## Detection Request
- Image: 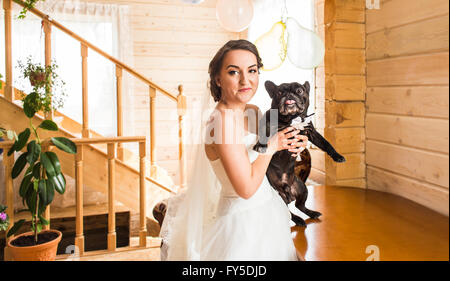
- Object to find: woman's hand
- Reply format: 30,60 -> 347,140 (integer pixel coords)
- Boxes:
288,133 -> 309,157
266,127 -> 308,156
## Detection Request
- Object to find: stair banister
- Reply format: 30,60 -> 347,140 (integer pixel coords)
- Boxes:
177,85 -> 187,190
75,144 -> 84,256
6,0 -> 188,191
116,66 -> 124,161
139,141 -> 147,247
43,19 -> 52,229
107,143 -> 117,251
81,44 -> 90,138
149,86 -> 156,178
3,0 -> 12,101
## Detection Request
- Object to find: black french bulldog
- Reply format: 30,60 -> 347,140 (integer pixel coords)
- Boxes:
253,80 -> 346,227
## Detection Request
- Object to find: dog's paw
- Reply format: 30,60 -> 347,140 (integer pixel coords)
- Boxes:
333,154 -> 346,163
292,216 -> 307,227
308,211 -> 322,219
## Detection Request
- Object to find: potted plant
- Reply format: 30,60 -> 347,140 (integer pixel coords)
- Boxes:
5,58 -> 75,261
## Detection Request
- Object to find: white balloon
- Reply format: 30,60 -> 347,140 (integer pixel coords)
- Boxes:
181,0 -> 204,4
216,0 -> 254,32
286,17 -> 325,69
254,21 -> 287,71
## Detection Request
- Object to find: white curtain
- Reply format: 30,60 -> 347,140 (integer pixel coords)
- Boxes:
0,0 -> 134,137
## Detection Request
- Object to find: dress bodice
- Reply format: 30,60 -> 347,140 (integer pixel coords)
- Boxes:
208,133 -> 259,197
208,133 -> 275,216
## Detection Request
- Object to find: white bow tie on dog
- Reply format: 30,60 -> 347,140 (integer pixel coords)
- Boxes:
290,114 -> 314,161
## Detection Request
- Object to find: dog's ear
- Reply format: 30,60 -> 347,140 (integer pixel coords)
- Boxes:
303,81 -> 310,94
265,80 -> 278,99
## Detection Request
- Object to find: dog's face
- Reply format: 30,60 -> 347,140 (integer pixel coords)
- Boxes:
265,80 -> 310,117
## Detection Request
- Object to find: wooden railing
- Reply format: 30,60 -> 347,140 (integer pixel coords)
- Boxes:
3,0 -> 187,189
0,136 -> 150,257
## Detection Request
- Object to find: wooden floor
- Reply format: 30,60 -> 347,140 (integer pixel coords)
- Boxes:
291,185 -> 449,261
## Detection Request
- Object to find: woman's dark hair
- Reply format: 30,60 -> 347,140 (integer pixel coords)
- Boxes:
208,39 -> 263,102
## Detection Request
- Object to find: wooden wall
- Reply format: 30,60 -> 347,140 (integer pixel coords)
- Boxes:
77,0 -> 242,185
365,0 -> 449,215
309,0 -> 326,184
310,0 -> 367,187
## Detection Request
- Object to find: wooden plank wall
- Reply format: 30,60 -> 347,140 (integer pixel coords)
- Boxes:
78,0 -> 242,185
366,0 -> 449,215
309,0 -> 326,184
318,0 -> 367,188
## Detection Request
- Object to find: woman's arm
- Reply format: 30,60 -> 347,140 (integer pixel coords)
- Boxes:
214,109 -> 303,199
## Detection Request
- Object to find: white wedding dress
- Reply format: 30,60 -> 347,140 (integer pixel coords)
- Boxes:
199,132 -> 299,261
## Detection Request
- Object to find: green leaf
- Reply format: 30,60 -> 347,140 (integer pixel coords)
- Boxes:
23,101 -> 36,119
19,173 -> 33,198
17,128 -> 31,151
32,162 -> 41,178
7,145 -> 15,156
45,151 -> 61,174
40,151 -> 56,177
51,137 -> 77,154
38,192 -> 47,217
36,223 -> 42,234
26,187 -> 37,216
7,219 -> 26,238
25,162 -> 34,176
38,179 -> 54,206
23,92 -> 38,118
7,128 -> 30,156
38,120 -> 58,131
48,173 -> 66,194
33,179 -> 39,192
12,152 -> 28,179
26,140 -> 41,164
39,214 -> 50,226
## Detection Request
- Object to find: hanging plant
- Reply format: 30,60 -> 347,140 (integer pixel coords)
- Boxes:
16,0 -> 47,19
17,57 -> 67,113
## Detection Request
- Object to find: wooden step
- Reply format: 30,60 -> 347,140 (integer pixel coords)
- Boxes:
56,237 -> 162,261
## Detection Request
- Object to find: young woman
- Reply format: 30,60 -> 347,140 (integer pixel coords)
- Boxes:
160,39 -> 307,261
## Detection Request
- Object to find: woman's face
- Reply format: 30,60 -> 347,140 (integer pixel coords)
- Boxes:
216,49 -> 259,105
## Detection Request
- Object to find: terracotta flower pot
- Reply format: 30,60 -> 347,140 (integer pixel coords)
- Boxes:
7,230 -> 62,261
29,72 -> 46,87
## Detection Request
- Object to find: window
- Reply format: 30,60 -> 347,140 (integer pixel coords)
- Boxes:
0,0 -> 132,137
248,0 -> 316,116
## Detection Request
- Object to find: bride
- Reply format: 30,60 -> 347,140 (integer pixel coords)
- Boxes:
160,39 -> 308,261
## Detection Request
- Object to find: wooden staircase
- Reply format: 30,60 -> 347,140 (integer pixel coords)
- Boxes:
1,0 -> 187,261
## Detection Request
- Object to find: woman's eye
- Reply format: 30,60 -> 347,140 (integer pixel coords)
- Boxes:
228,70 -> 239,75
249,69 -> 258,74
